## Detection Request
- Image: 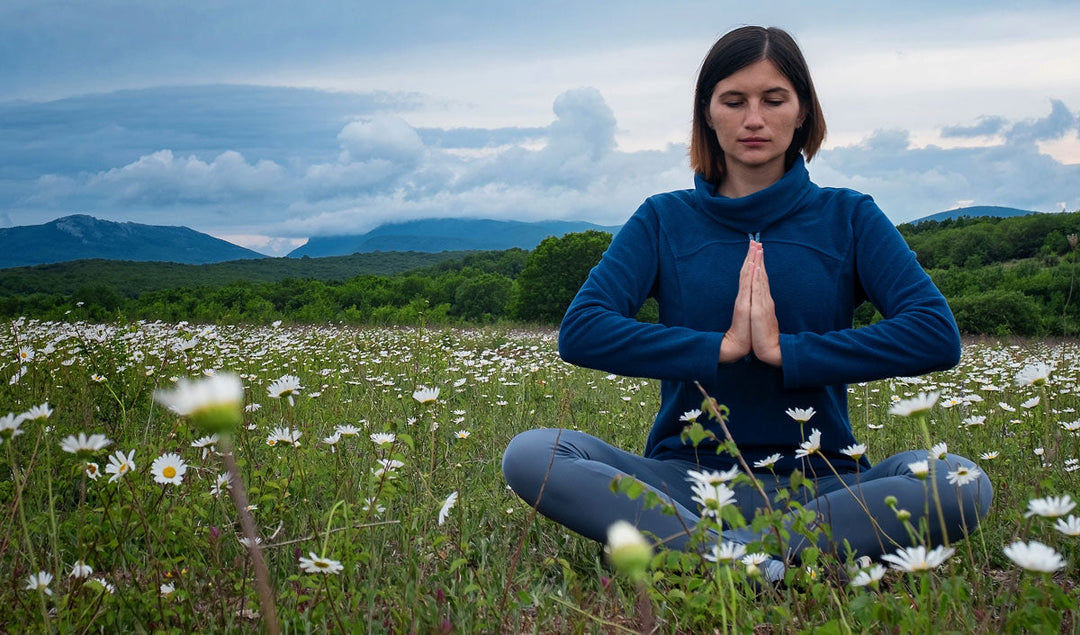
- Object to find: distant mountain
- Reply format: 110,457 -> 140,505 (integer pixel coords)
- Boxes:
0,215 -> 265,269
289,218 -> 622,258
910,205 -> 1041,224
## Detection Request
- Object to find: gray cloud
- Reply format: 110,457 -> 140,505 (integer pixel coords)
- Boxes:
1005,99 -> 1077,144
941,116 -> 1009,138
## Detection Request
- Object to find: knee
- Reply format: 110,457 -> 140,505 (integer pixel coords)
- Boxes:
502,428 -> 559,500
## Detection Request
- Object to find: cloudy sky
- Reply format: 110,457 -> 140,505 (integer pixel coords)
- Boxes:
3,1 -> 1079,256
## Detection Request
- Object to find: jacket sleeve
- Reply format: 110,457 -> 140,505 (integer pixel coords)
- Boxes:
779,199 -> 961,389
558,202 -> 726,382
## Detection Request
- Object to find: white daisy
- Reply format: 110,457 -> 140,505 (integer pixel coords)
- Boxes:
0,412 -> 25,442
1024,495 -> 1077,519
438,490 -> 458,525
413,386 -> 440,404
753,453 -> 783,469
888,392 -> 939,417
370,432 -> 396,445
841,443 -> 867,460
21,403 -> 53,421
60,432 -> 112,456
105,449 -> 136,483
1015,362 -> 1052,387
151,453 -> 188,486
794,428 -> 822,458
70,560 -> 93,579
299,552 -> 344,575
266,374 -> 303,405
25,571 -> 53,595
946,465 -> 982,487
785,407 -> 816,423
881,545 -> 954,572
704,541 -> 747,564
849,564 -> 887,587
1053,515 -> 1080,536
1003,540 -> 1066,573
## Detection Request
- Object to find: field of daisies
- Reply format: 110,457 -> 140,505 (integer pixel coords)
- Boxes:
3,317 -> 1080,633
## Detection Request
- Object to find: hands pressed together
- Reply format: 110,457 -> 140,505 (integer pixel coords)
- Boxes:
719,241 -> 782,367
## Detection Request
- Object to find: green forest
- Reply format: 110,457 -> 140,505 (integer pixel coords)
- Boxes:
4,212 -> 1080,336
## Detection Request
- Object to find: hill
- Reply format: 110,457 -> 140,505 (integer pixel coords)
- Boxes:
911,205 -> 1040,224
289,218 -> 622,257
0,215 -> 265,268
0,250 -> 479,298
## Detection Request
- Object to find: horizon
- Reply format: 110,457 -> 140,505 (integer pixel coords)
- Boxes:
2,1 -> 1079,256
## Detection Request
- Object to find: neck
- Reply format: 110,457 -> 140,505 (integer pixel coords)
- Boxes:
717,163 -> 785,198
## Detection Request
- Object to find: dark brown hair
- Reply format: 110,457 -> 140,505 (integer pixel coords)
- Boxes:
689,26 -> 826,184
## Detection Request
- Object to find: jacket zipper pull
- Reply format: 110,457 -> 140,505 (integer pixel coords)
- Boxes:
748,232 -> 760,242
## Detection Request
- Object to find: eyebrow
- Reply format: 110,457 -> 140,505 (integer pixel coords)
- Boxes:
716,87 -> 792,98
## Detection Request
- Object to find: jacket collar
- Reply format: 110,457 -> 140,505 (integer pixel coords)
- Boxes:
692,155 -> 813,235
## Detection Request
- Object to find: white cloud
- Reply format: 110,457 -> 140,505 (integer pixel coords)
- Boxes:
86,150 -> 286,204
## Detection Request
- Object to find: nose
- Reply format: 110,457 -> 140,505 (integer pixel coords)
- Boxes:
745,102 -> 765,129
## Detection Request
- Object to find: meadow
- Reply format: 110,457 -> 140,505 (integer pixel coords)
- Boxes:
2,317 -> 1079,633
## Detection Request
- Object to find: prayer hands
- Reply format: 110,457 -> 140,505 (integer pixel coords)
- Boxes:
719,241 -> 782,366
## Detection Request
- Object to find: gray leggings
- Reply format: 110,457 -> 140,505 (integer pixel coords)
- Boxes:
502,428 -> 993,560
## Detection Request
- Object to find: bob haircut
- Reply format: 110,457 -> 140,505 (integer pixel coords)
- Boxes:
689,26 -> 826,184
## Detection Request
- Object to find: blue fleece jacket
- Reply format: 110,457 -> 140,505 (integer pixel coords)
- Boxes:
558,156 -> 961,475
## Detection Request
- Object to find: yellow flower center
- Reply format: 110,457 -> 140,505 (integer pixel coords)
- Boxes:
315,561 -> 329,568
163,466 -> 176,478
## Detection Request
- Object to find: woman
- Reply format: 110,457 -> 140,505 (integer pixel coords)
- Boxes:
502,26 -> 991,582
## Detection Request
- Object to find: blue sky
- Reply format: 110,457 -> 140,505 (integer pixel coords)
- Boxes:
3,1 -> 1079,256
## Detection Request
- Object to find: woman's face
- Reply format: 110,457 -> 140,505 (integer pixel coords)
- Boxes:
707,59 -> 804,185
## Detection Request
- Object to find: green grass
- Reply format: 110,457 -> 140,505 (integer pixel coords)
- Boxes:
1,319 -> 1079,633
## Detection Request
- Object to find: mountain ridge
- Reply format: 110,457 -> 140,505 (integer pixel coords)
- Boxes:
0,214 -> 264,269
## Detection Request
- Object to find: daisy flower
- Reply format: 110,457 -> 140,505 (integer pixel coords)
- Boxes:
372,458 -> 404,479
0,412 -> 25,442
1003,540 -> 1066,573
21,403 -> 53,421
881,544 -> 955,572
1053,515 -> 1080,536
849,564 -> 887,587
929,442 -> 948,460
151,453 -> 187,486
690,481 -> 737,517
413,386 -> 440,404
841,443 -> 867,460
210,472 -> 231,497
85,462 -> 101,480
438,490 -> 459,525
155,373 -> 244,433
679,409 -> 702,422
785,407 -> 816,423
267,374 -> 303,406
906,460 -> 930,479
1024,495 -> 1076,519
605,520 -> 652,575
299,552 -> 344,575
1021,396 -> 1040,409
17,345 -> 34,363
979,451 -> 999,460
946,465 -> 982,487
794,428 -> 822,458
70,561 -> 93,579
161,582 -> 176,597
266,426 -> 301,447
335,424 -> 361,436
961,415 -> 986,428
686,466 -> 740,485
370,432 -> 396,446
455,430 -> 471,439
105,449 -> 136,483
704,541 -> 747,564
25,571 -> 53,595
1015,362 -> 1052,387
888,392 -> 939,417
191,434 -> 220,459
60,432 -> 112,456
753,453 -> 783,469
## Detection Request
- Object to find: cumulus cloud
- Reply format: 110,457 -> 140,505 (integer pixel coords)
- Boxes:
85,150 -> 286,205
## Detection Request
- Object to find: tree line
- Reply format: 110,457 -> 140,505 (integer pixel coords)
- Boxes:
3,213 -> 1080,336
